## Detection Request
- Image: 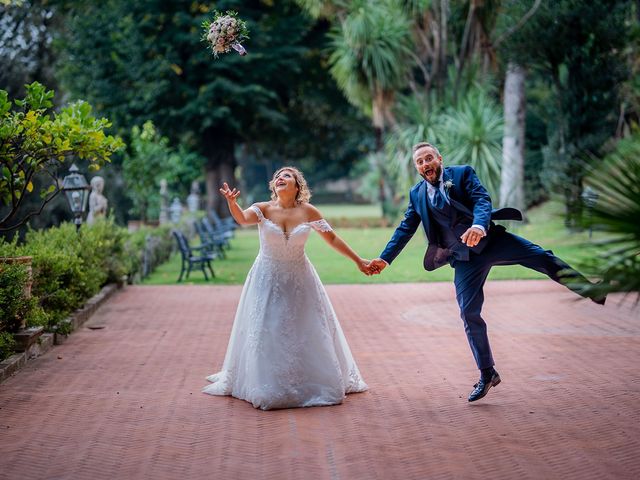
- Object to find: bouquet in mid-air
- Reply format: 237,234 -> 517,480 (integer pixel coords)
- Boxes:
202,10 -> 249,58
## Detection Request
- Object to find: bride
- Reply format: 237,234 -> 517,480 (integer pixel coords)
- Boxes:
202,167 -> 369,410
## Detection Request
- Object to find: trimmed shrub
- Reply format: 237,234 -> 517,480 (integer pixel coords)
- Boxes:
0,218 -> 172,334
0,263 -> 29,333
21,223 -> 93,327
0,331 -> 17,361
125,225 -> 174,282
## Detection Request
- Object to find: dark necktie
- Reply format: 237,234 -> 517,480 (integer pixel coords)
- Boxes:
431,181 -> 445,210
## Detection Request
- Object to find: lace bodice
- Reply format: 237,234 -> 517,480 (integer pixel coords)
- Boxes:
250,204 -> 332,261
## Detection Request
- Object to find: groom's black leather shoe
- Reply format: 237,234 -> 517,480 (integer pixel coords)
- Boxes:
468,371 -> 501,402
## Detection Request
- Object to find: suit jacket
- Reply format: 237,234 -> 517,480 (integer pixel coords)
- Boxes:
380,165 -> 522,271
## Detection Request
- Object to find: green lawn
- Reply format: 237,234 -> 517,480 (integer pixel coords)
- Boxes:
313,203 -> 382,219
143,201 -> 600,285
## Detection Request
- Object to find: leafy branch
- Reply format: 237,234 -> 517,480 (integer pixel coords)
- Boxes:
0,82 -> 125,232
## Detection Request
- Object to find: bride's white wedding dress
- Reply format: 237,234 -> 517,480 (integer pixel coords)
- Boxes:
202,205 -> 368,410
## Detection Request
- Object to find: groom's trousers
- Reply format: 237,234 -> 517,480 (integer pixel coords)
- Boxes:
452,229 -> 591,370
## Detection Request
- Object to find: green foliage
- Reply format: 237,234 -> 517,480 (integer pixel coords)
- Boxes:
0,331 -> 17,361
122,121 -> 203,221
0,82 -> 125,232
327,0 -> 413,117
23,297 -> 47,329
388,94 -> 441,176
76,218 -> 131,284
58,0 -> 322,156
619,15 -> 640,131
498,0 -> 632,227
350,151 -> 395,220
57,0 -> 360,219
2,217 -> 132,330
0,214 -> 171,337
382,86 -> 503,209
124,224 -> 174,283
579,131 -> 640,300
0,262 -> 29,333
294,0 -> 342,19
0,259 -> 46,350
20,223 -> 98,327
439,88 -> 503,198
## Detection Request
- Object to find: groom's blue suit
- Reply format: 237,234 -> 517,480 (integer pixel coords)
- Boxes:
380,165 -> 590,370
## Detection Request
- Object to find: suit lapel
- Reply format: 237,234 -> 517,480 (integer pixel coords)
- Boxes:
416,180 -> 433,240
442,168 -> 452,196
443,168 -> 473,217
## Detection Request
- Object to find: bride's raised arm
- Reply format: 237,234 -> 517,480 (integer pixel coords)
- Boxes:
302,203 -> 372,276
218,182 -> 261,225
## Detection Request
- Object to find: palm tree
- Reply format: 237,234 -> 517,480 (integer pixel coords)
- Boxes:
385,92 -> 445,198
328,0 -> 413,140
440,88 -> 503,198
327,0 -> 414,218
579,132 -> 640,302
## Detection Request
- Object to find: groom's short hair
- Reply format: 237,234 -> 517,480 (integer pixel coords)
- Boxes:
412,142 -> 441,157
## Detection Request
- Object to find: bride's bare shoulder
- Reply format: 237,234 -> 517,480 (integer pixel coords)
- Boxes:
301,202 -> 323,221
251,201 -> 271,212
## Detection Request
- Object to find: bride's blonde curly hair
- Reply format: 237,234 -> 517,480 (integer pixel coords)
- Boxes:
269,166 -> 311,204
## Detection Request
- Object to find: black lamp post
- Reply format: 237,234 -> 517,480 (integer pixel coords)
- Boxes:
582,186 -> 599,239
61,164 -> 90,231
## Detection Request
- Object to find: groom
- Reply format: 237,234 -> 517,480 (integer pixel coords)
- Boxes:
367,142 -> 605,402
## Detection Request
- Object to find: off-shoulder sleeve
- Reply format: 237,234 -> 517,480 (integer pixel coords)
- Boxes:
250,204 -> 264,222
309,219 -> 333,232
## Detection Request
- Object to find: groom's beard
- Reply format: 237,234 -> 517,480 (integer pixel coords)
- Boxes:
420,164 -> 442,186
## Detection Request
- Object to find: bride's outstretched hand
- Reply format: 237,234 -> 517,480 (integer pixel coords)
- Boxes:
357,258 -> 373,276
219,182 -> 240,203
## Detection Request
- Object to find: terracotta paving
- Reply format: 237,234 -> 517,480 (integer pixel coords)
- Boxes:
0,281 -> 639,480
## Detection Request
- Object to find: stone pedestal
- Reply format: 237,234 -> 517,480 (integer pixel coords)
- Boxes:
13,326 -> 44,358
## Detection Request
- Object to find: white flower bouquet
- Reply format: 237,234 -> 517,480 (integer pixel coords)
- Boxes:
202,10 -> 249,58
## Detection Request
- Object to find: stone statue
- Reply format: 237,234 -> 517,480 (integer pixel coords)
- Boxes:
87,176 -> 108,225
187,180 -> 200,213
159,179 -> 169,225
170,197 -> 183,223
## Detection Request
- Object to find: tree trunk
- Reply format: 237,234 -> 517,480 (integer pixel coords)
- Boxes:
500,62 -> 527,219
439,0 -> 448,93
203,129 -> 236,218
373,95 -> 392,220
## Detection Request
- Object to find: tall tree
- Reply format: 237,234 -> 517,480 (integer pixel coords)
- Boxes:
297,0 -> 414,217
499,62 -> 526,214
57,0 -> 322,215
453,0 -> 501,96
498,0 -> 631,228
494,0 -> 541,217
0,0 -> 59,99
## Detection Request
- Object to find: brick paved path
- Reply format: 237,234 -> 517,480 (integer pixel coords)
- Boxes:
1,281 -> 639,479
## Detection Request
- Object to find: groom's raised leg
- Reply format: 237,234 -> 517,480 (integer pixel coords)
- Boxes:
489,232 -> 605,304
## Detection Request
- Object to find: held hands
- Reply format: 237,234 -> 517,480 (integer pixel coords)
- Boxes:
460,226 -> 485,247
219,182 -> 240,203
356,259 -> 373,276
365,258 -> 387,275
356,258 -> 385,276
